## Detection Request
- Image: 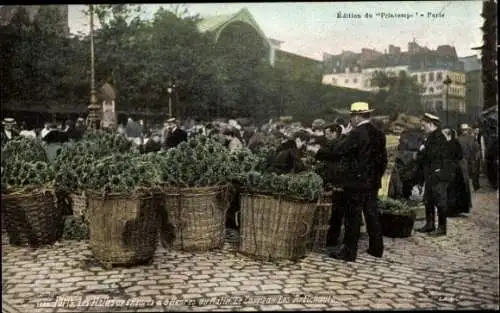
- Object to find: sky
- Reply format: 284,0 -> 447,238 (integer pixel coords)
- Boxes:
68,1 -> 484,61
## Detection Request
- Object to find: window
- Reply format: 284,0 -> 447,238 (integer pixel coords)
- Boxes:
412,75 -> 418,81
353,78 -> 358,83
420,74 -> 426,83
333,68 -> 337,73
459,102 -> 466,113
331,78 -> 337,84
429,87 -> 434,93
345,79 -> 349,84
429,72 -> 434,81
437,72 -> 443,81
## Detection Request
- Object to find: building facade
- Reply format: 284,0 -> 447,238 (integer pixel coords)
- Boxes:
322,40 -> 467,115
459,55 -> 483,120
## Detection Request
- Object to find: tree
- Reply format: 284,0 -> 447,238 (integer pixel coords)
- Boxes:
480,0 -> 498,110
370,71 -> 423,115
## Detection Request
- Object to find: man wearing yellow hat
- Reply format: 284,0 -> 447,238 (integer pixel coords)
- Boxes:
415,113 -> 456,236
313,101 -> 387,262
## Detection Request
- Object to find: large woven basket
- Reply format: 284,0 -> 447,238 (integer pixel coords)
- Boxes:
1,189 -> 62,247
161,184 -> 230,252
307,191 -> 332,252
86,189 -> 162,266
70,191 -> 88,218
239,194 -> 316,261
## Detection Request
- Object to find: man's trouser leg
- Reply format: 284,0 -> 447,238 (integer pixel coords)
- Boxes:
362,190 -> 383,257
342,189 -> 363,260
434,182 -> 449,233
327,190 -> 345,246
418,183 -> 436,232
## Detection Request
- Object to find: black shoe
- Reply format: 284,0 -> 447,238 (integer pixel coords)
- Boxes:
429,227 -> 446,237
416,224 -> 436,233
328,245 -> 356,262
366,248 -> 383,258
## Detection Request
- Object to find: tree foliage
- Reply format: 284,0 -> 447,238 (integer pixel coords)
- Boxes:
1,4 -> 386,124
480,0 -> 498,110
370,71 -> 423,115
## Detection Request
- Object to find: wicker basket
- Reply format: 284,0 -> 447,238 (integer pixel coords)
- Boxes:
1,189 -> 62,247
239,194 -> 316,261
307,191 -> 332,252
161,185 -> 230,252
70,191 -> 88,218
86,189 -> 162,267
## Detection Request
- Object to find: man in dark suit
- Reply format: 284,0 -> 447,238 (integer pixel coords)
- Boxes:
459,124 -> 481,191
312,102 -> 387,262
163,117 -> 187,149
416,113 -> 456,236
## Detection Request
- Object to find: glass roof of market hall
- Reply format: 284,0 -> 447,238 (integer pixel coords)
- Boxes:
196,8 -> 271,46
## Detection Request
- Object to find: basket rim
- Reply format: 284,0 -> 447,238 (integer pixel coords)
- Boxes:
240,192 -> 318,204
85,188 -> 163,200
1,187 -> 54,199
162,184 -> 230,196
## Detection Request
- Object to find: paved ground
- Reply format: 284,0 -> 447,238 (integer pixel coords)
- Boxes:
2,181 -> 499,312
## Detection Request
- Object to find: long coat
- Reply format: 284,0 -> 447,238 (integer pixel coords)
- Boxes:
416,128 -> 457,184
164,128 -> 188,149
458,134 -> 481,181
315,122 -> 388,191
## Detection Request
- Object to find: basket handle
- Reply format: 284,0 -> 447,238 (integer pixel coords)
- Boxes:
298,220 -> 311,238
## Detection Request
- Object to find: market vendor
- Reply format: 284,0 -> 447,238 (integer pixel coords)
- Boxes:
163,117 -> 187,149
268,130 -> 308,174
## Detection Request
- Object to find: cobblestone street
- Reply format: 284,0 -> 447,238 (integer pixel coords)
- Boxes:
2,184 -> 499,312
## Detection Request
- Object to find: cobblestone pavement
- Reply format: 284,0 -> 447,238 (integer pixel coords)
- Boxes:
2,184 -> 499,312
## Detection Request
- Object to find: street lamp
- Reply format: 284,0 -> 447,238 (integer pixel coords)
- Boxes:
443,75 -> 452,126
87,4 -> 100,129
167,81 -> 175,118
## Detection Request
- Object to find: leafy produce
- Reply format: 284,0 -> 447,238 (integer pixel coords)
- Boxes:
1,160 -> 55,193
377,197 -> 416,216
1,137 -> 48,166
240,171 -> 323,202
62,215 -> 89,240
83,153 -> 161,193
53,134 -> 133,192
149,136 -> 253,187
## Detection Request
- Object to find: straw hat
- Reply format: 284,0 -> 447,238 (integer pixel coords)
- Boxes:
2,117 -> 15,125
350,102 -> 374,114
166,117 -> 176,123
460,123 -> 471,130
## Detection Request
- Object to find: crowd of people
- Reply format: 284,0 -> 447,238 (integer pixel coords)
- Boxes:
1,101 -> 497,262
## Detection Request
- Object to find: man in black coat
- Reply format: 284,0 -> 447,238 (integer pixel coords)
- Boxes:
163,117 -> 187,149
313,102 -> 387,262
416,113 -> 457,236
459,124 -> 481,191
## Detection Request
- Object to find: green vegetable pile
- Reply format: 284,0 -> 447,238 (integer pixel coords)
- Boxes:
241,171 -> 323,202
1,160 -> 55,193
83,153 -> 161,193
146,136 -> 253,188
377,197 -> 416,216
1,137 -> 48,166
53,134 -> 133,192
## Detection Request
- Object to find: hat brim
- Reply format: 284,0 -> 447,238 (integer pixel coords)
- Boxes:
350,109 -> 375,114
